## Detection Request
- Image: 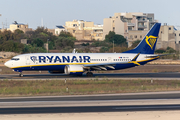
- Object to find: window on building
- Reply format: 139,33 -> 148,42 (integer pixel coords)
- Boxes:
161,31 -> 162,33
179,41 -> 180,44
130,35 -> 132,38
134,35 -> 137,38
73,24 -> 77,27
140,35 -> 142,38
169,27 -> 171,30
73,30 -> 76,33
113,20 -> 114,23
128,27 -> 132,30
179,34 -> 180,36
113,27 -> 115,32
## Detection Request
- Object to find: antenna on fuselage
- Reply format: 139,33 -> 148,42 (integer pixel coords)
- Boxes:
72,49 -> 76,53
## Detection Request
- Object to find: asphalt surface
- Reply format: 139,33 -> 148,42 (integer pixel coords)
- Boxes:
1,104 -> 180,114
1,92 -> 180,114
1,71 -> 180,114
1,72 -> 180,80
1,92 -> 180,102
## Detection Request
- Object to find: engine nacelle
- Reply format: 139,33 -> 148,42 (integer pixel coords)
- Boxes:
64,65 -> 84,75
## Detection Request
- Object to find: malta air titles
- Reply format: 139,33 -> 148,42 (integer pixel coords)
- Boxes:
31,56 -> 91,63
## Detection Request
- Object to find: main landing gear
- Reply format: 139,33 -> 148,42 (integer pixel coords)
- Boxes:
86,72 -> 93,77
19,72 -> 23,77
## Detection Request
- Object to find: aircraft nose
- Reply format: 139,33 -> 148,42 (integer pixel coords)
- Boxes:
4,61 -> 11,68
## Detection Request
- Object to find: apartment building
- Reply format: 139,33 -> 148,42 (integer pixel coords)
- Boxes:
103,12 -> 158,47
65,20 -> 103,41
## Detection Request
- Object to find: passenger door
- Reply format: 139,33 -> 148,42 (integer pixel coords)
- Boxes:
108,57 -> 112,62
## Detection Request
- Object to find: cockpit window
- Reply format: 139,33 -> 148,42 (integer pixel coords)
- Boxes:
11,58 -> 20,61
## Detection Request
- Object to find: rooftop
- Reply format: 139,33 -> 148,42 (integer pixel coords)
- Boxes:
12,21 -> 25,25
56,26 -> 65,29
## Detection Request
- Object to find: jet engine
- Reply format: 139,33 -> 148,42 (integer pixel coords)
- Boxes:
64,65 -> 84,75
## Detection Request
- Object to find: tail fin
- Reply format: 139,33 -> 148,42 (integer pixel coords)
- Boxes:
123,23 -> 161,54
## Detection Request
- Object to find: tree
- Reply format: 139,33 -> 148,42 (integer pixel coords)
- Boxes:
22,44 -> 46,53
13,29 -> 25,42
166,47 -> 176,53
31,38 -> 44,47
155,48 -> 166,53
131,40 -> 141,48
0,40 -> 24,53
55,37 -> 76,50
59,31 -> 73,38
105,31 -> 127,45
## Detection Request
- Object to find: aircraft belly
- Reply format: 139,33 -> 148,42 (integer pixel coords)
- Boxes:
114,63 -> 136,70
14,65 -> 66,71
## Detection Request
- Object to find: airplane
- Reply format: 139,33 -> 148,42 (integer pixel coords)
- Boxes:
4,23 -> 161,77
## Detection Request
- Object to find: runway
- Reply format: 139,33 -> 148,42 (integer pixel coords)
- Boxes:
1,91 -> 180,114
1,104 -> 180,114
1,72 -> 180,80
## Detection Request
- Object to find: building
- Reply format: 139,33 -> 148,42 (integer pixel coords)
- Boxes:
91,24 -> 103,41
156,24 -> 176,50
103,12 -> 158,47
175,30 -> 180,51
55,26 -> 65,35
65,20 -> 103,41
7,21 -> 32,33
47,29 -> 55,36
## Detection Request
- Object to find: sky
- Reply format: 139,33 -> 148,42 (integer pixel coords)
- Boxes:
0,0 -> 180,29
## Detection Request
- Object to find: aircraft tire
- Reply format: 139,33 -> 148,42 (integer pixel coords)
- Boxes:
19,73 -> 23,77
86,72 -> 93,77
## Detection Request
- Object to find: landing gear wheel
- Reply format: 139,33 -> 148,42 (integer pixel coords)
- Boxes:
86,72 -> 93,77
19,73 -> 23,77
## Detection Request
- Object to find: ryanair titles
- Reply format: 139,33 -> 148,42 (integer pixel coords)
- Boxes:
30,56 -> 91,63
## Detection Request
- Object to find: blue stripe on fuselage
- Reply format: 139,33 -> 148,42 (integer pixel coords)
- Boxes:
13,58 -> 158,72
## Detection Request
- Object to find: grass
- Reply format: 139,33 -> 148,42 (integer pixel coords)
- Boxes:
1,79 -> 180,96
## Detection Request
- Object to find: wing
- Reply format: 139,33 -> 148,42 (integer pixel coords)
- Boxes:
83,61 -> 129,71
